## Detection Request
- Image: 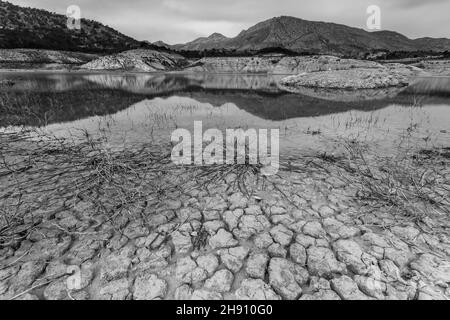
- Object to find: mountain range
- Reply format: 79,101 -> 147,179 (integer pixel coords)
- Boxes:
170,16 -> 450,56
1,1 -> 449,57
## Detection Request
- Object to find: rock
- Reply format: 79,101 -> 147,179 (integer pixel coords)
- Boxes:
228,193 -> 248,210
133,274 -> 168,300
196,254 -> 219,276
331,276 -> 372,300
135,246 -> 171,271
303,221 -> 326,238
82,49 -> 187,72
318,206 -> 335,218
354,275 -> 386,300
209,229 -> 238,249
176,256 -> 202,283
244,205 -> 263,215
218,246 -> 250,273
8,260 -> 46,294
333,240 -> 366,274
177,208 -> 202,221
203,220 -> 225,235
390,226 -> 420,241
268,243 -> 287,258
235,279 -> 281,300
307,246 -> 345,277
270,225 -> 293,246
289,243 -> 307,266
174,284 -> 193,300
295,234 -> 316,248
299,290 -> 341,300
99,278 -> 130,300
204,269 -> 234,292
100,252 -> 131,281
268,258 -> 308,300
223,209 -> 244,230
235,214 -> 271,239
323,218 -> 359,239
43,280 -> 69,300
123,221 -> 149,239
191,289 -> 223,300
280,66 -> 416,90
171,231 -> 193,254
254,232 -> 274,249
410,254 -> 450,285
175,256 -> 196,282
246,252 -> 269,279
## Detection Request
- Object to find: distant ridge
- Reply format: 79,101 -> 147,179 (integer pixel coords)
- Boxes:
169,16 -> 450,56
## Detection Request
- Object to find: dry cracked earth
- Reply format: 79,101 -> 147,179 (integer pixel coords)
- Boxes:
1,170 -> 449,301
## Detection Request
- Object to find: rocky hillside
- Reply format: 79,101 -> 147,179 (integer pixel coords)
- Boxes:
0,49 -> 97,64
81,49 -> 188,72
172,33 -> 230,51
0,1 -> 140,53
172,16 -> 450,56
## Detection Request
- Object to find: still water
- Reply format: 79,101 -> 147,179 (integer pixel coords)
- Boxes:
1,72 -> 449,158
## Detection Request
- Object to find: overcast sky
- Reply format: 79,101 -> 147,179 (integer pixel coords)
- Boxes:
11,0 -> 450,44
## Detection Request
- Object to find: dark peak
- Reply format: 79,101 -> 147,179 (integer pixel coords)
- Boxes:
208,33 -> 227,39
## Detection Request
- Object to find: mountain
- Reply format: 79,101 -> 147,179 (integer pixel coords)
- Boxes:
173,33 -> 230,51
0,1 -> 141,53
171,16 -> 450,56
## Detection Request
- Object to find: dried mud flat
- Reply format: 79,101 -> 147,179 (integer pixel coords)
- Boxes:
0,131 -> 449,301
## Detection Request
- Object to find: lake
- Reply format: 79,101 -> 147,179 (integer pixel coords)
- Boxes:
1,72 -> 449,159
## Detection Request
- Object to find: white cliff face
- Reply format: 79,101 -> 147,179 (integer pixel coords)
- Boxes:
183,55 -> 382,74
279,63 -> 428,89
81,49 -> 187,72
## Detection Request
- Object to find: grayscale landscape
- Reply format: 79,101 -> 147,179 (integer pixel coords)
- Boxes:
0,0 -> 449,301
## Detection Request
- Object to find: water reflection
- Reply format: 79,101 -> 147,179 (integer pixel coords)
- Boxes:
0,72 -> 449,157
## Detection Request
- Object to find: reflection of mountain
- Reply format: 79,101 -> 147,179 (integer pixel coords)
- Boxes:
1,73 -> 449,127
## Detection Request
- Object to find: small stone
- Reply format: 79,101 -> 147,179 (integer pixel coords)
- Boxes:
289,243 -> 307,266
270,224 -> 293,246
204,269 -> 234,292
174,284 -> 193,300
99,279 -> 130,300
333,240 -> 366,275
100,252 -> 131,281
254,232 -> 274,249
223,209 -> 244,230
303,221 -> 326,238
43,280 -> 69,300
235,215 -> 271,239
218,247 -> 249,273
133,274 -> 168,300
300,289 -> 341,300
268,243 -> 287,258
171,231 -> 193,254
307,246 -> 345,277
209,229 -> 238,249
191,289 -> 223,300
235,279 -> 281,300
246,252 -> 269,279
268,258 -> 307,300
331,276 -> 372,300
196,254 -> 219,276
203,220 -> 225,235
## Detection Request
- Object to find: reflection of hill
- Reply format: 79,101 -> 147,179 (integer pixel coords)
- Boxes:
0,89 -> 144,127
